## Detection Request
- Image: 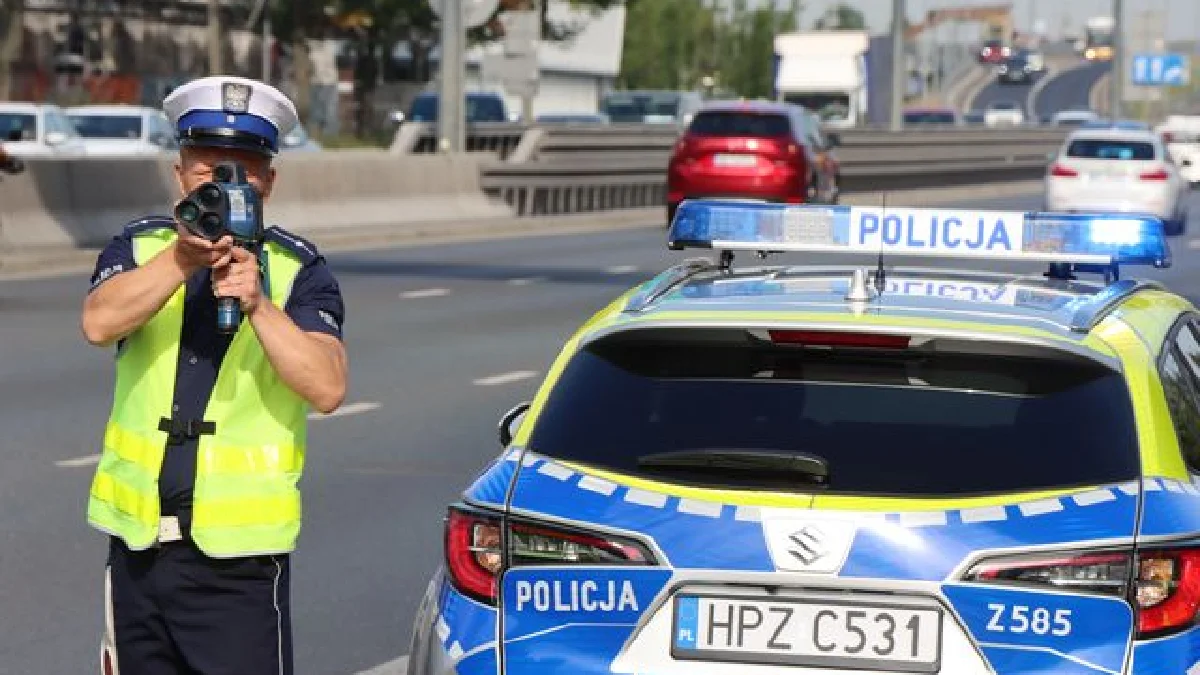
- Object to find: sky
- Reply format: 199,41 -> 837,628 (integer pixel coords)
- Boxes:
755,0 -> 1200,43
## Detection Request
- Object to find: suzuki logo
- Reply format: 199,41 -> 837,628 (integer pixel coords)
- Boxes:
787,525 -> 828,566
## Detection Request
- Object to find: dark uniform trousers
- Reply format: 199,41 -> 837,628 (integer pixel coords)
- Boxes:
104,515 -> 294,675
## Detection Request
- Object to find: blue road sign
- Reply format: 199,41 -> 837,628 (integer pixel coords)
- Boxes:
1132,53 -> 1191,86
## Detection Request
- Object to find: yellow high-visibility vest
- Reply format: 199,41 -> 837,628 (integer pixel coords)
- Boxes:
87,221 -> 308,558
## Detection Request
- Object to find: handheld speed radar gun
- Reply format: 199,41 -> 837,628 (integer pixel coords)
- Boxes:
174,161 -> 265,334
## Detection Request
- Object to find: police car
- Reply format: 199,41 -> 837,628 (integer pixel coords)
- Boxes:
407,199 -> 1200,675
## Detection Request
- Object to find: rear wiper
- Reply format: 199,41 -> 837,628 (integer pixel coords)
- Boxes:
636,448 -> 829,486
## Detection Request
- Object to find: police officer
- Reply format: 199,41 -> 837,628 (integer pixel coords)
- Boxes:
81,76 -> 348,675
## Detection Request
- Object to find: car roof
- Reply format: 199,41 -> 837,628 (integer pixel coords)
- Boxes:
66,105 -> 159,116
696,100 -> 794,115
1066,127 -> 1159,142
1054,109 -> 1098,117
589,261 -> 1186,365
0,102 -> 49,113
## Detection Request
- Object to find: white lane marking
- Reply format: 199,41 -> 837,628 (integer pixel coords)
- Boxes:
353,655 -> 409,675
473,370 -> 539,386
606,265 -> 639,274
55,454 -> 102,468
1188,238 -> 1200,250
1026,64 -> 1061,120
400,287 -> 450,299
308,401 -> 381,420
507,277 -> 547,286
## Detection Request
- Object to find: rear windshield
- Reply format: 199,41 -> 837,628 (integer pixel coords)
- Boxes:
1067,138 -> 1156,160
904,111 -> 956,125
602,93 -> 681,123
688,112 -> 791,138
408,95 -> 507,123
991,101 -> 1019,110
0,112 -> 37,141
68,114 -> 142,139
527,332 -> 1139,497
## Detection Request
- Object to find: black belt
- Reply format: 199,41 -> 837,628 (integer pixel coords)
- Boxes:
158,417 -> 216,444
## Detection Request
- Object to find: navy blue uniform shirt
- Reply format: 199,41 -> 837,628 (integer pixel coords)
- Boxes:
89,222 -> 345,516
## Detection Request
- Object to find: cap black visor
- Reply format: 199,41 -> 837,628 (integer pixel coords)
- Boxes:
179,126 -> 275,156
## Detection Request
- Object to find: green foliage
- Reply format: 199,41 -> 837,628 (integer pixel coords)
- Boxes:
618,0 -> 798,98
814,3 -> 865,30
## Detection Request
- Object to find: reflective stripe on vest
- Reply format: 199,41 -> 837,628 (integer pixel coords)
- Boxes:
87,226 -> 308,558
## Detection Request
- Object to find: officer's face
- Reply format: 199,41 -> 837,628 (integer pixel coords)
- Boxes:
175,146 -> 276,202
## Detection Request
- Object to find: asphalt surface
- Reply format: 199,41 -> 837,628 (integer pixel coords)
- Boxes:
970,69 -> 1046,117
970,58 -> 1110,122
1032,61 -> 1112,121
3,190 -> 1200,674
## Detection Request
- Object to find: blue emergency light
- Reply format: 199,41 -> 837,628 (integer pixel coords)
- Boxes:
667,199 -> 1172,271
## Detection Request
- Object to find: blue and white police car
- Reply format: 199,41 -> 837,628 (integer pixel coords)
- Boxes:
407,199 -> 1200,674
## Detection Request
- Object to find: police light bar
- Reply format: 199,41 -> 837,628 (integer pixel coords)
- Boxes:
667,200 -> 1171,269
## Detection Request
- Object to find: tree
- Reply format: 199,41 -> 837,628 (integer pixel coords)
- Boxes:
270,0 -> 630,133
0,0 -> 23,101
618,0 -> 798,97
814,2 -> 864,30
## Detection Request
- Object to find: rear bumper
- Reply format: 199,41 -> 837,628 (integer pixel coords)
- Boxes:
1045,179 -> 1177,221
668,167 -> 804,205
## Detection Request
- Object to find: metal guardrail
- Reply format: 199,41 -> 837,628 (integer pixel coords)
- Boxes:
477,125 -> 1067,217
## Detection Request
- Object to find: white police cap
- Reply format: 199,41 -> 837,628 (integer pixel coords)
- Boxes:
163,76 -> 299,156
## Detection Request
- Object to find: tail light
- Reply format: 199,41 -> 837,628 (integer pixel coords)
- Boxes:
445,506 -> 655,605
768,330 -> 911,349
1050,163 -> 1079,177
963,546 -> 1200,638
1136,549 -> 1200,637
670,135 -> 698,165
1162,131 -> 1175,143
1139,167 -> 1170,181
445,508 -> 503,603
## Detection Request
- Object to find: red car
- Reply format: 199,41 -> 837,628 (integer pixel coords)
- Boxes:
978,39 -> 1011,63
667,101 -> 841,225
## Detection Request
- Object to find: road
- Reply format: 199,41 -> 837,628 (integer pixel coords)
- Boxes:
969,59 -> 1110,122
1032,61 -> 1111,121
2,190 -> 1199,674
969,69 -> 1044,116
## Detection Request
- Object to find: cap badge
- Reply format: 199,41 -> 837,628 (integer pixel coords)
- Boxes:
221,82 -> 252,113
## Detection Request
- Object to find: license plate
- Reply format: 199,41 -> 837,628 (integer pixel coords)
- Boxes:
713,153 -> 757,167
672,595 -> 943,673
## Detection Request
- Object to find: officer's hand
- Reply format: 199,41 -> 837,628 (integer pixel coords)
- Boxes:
172,223 -> 232,275
211,246 -> 263,315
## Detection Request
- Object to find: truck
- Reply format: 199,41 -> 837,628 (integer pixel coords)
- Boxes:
1081,16 -> 1115,61
772,30 -> 871,129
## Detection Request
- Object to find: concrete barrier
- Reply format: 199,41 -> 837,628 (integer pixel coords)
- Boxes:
0,152 -> 513,253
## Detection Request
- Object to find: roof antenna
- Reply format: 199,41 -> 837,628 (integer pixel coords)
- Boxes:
873,193 -> 888,295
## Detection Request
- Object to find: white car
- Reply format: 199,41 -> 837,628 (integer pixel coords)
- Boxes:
0,102 -> 87,157
1156,114 -> 1200,186
1045,127 -> 1190,235
983,100 -> 1025,127
66,105 -> 177,156
1051,109 -> 1101,128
